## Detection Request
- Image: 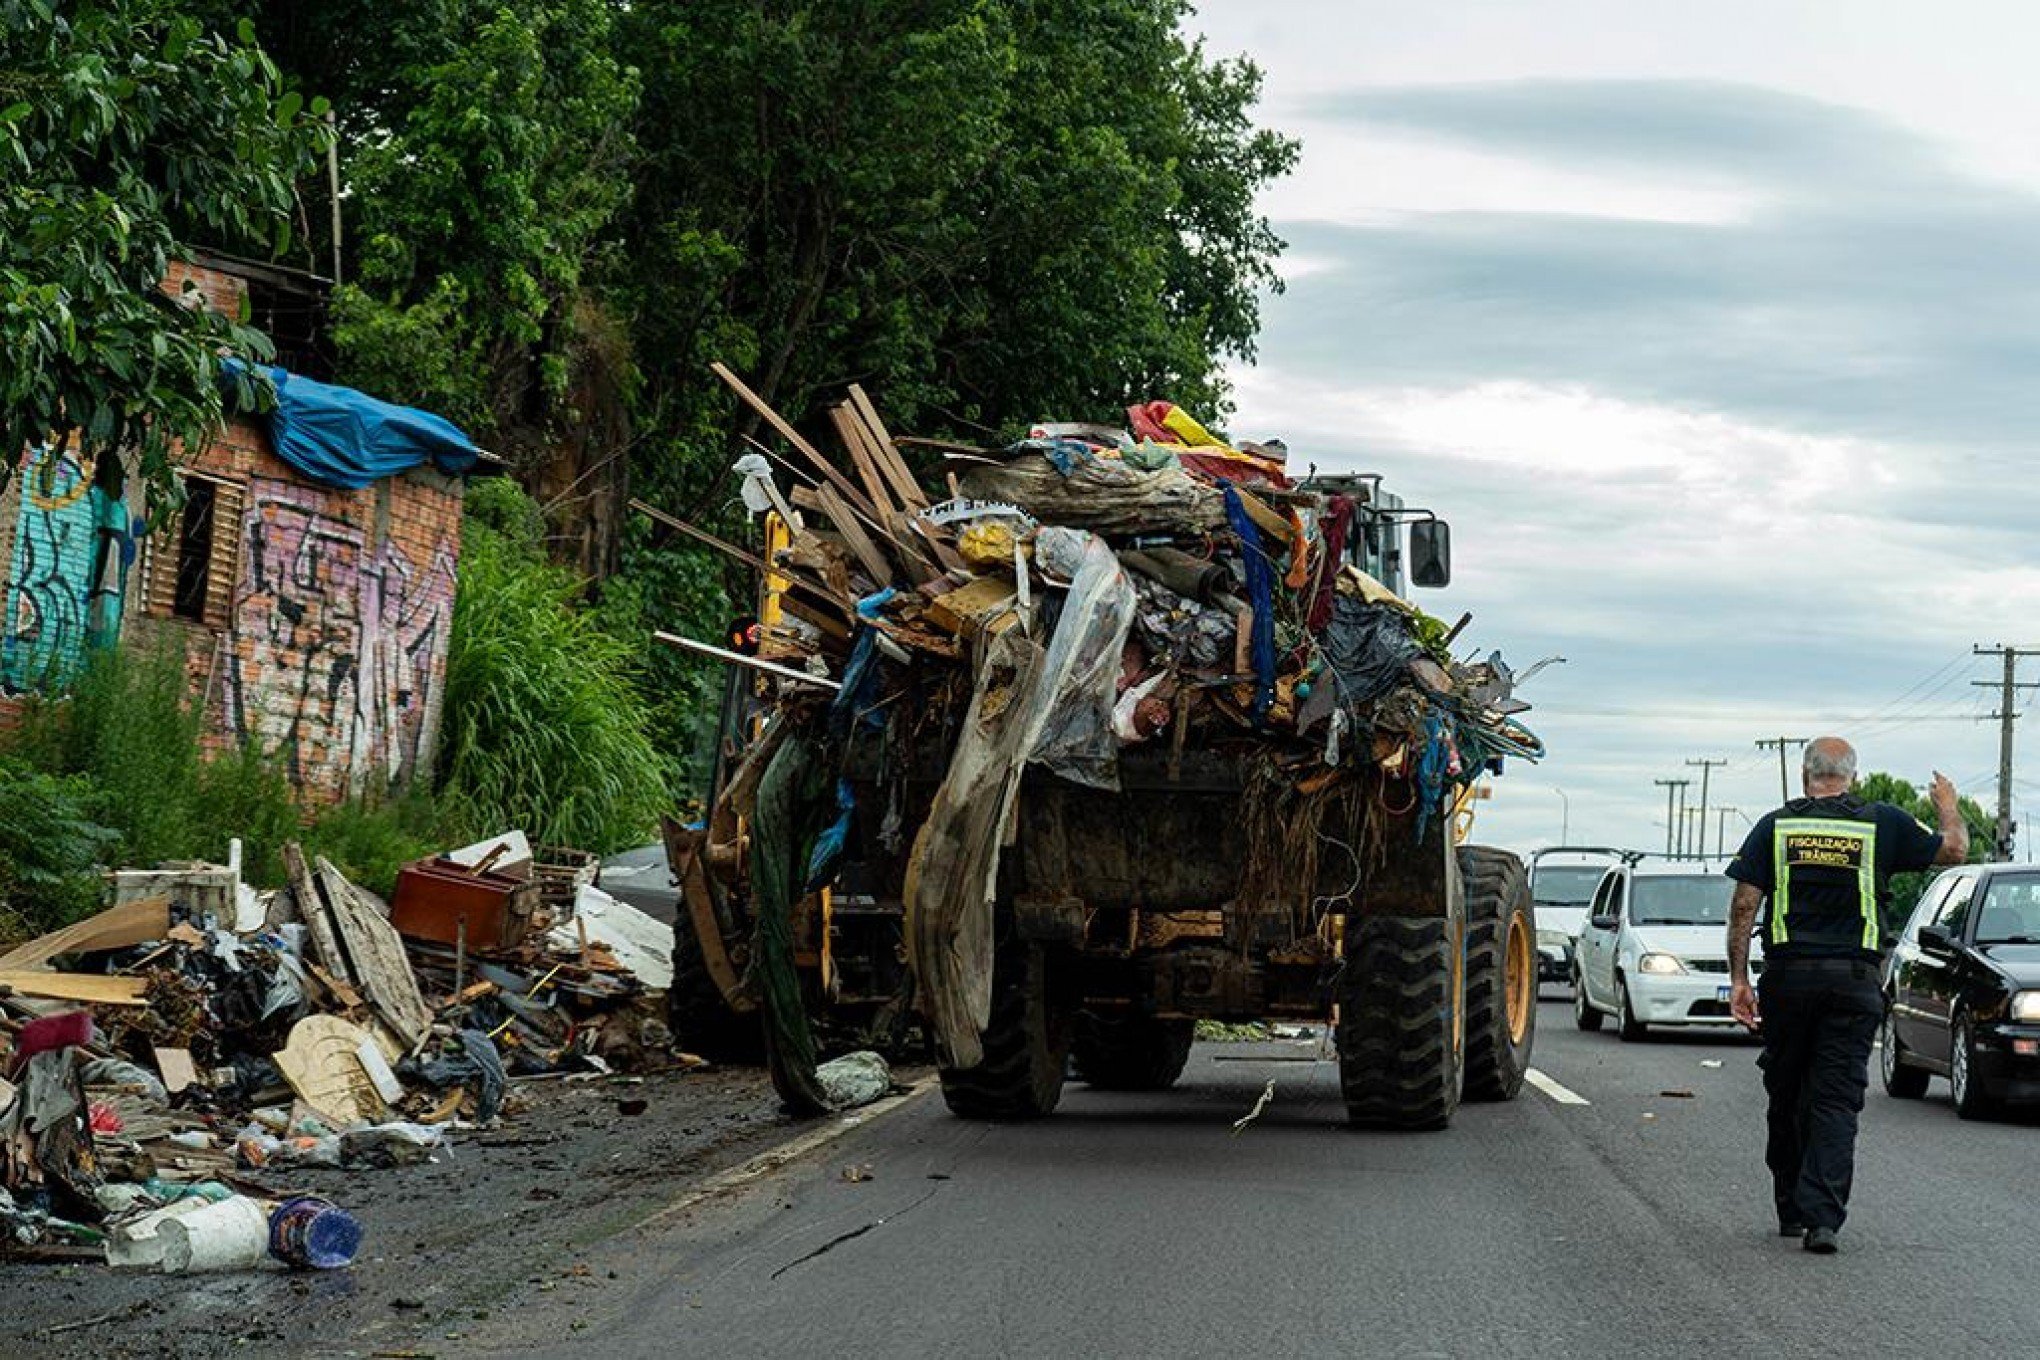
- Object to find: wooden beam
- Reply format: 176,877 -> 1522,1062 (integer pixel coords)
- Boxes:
653,631 -> 843,690
0,972 -> 150,1006
0,898 -> 170,972
711,362 -> 883,523
828,404 -> 899,524
628,498 -> 845,612
813,483 -> 896,586
846,384 -> 929,510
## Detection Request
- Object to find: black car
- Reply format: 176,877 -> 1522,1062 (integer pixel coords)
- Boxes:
1882,864 -> 2040,1118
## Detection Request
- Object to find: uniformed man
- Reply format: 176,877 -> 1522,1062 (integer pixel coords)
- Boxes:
1725,737 -> 1967,1254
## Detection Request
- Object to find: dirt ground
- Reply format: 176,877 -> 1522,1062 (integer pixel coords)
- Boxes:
0,1063 -> 815,1359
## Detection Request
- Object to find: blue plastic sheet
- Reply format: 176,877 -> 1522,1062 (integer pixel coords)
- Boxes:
222,360 -> 479,490
1222,484 -> 1277,722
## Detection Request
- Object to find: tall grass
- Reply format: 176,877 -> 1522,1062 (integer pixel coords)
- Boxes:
437,479 -> 670,854
0,757 -> 117,940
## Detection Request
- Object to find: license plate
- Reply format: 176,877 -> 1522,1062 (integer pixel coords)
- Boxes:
1716,985 -> 1732,1003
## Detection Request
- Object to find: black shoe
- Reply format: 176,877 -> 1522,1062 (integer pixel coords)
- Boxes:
1779,1221 -> 1807,1238
1803,1226 -> 1839,1254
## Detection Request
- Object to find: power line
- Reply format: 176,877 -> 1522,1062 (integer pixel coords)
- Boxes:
1753,737 -> 1809,805
1653,778 -> 1690,856
1686,757 -> 1727,856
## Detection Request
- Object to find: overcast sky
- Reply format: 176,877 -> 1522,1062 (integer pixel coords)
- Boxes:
1191,0 -> 2040,859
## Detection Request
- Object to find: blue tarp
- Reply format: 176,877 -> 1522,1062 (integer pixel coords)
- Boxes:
222,360 -> 480,490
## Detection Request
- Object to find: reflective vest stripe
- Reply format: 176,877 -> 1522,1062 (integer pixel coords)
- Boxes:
1769,817 -> 1878,948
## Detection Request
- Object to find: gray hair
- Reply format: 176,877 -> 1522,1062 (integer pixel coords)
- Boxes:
1803,738 -> 1857,784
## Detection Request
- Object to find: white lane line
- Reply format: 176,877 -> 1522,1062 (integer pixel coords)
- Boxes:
1525,1067 -> 1591,1106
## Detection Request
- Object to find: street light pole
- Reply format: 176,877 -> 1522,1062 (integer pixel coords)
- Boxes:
1553,787 -> 1569,844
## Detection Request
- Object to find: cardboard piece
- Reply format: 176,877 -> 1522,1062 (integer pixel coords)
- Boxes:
0,898 -> 171,972
154,1046 -> 200,1095
273,1015 -> 386,1128
0,972 -> 150,1006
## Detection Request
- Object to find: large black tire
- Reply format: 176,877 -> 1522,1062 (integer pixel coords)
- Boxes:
939,941 -> 1073,1119
1459,845 -> 1535,1102
1950,1012 -> 1999,1121
668,915 -> 764,1064
1338,913 -> 1466,1130
1071,1012 -> 1196,1091
1573,965 -> 1604,1031
1879,1004 -> 1928,1099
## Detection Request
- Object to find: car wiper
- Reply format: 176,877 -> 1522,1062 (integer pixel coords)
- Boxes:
1983,935 -> 2038,945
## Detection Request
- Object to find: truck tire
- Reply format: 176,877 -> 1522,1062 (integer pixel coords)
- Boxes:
668,916 -> 764,1064
939,941 -> 1073,1119
1338,914 -> 1465,1130
1459,845 -> 1536,1101
1071,1012 -> 1196,1091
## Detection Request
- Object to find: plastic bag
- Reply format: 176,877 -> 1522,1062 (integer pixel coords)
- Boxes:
1027,528 -> 1137,790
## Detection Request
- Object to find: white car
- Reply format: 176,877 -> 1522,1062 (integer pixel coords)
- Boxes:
1572,859 -> 1762,1039
1530,848 -> 1624,986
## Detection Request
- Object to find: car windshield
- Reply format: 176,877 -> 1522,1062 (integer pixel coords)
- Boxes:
1973,874 -> 2040,944
1533,866 -> 1606,908
1630,875 -> 1731,927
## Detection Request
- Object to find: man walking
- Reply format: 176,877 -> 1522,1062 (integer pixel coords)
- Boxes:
1725,737 -> 1967,1253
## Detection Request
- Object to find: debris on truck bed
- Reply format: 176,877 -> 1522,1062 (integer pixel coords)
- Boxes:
0,835 -> 693,1270
649,368 -> 1547,1113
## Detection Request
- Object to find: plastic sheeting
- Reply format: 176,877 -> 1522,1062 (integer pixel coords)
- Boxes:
1028,528 -> 1137,790
223,360 -> 479,490
959,452 -> 1225,537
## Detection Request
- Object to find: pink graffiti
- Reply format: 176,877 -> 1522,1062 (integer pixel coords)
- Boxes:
227,479 -> 455,795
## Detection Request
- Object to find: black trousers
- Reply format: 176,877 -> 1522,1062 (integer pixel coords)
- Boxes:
1757,958 -> 1882,1230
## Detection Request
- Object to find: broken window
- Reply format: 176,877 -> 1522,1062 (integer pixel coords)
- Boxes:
143,473 -> 245,629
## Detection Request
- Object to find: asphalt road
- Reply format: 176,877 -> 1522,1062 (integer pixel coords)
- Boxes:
456,993 -> 2040,1359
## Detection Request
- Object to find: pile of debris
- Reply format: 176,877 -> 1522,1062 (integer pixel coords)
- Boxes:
0,832 -> 679,1272
652,368 -> 1547,1110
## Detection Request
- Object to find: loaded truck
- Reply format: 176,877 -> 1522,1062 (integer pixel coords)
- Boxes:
663,395 -> 1540,1130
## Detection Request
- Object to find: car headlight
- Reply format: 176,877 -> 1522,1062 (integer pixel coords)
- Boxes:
1537,929 -> 1573,950
2013,992 -> 2040,1022
1637,952 -> 1687,976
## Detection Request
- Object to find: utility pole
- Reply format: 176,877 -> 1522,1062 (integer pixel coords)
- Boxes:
1655,778 -> 1690,855
1687,757 -> 1727,857
1715,806 -> 1739,858
1754,737 -> 1808,806
1973,645 -> 2040,860
1681,806 -> 1702,858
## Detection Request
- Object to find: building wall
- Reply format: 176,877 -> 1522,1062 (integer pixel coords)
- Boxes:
0,444 -> 125,691
2,258 -> 468,806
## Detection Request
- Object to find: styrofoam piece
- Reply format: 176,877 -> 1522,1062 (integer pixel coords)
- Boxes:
546,885 -> 674,990
443,831 -> 533,876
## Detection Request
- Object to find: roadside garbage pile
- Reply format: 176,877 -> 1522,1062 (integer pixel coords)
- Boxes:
0,833 -> 680,1272
654,369 -> 1546,1113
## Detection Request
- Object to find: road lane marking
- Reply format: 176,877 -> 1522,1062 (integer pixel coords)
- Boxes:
1525,1067 -> 1591,1106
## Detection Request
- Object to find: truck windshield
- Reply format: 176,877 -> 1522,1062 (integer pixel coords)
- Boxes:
1532,867 -> 1605,908
1631,876 -> 1731,927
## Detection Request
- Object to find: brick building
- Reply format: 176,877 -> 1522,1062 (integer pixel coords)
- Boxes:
0,254 -> 472,803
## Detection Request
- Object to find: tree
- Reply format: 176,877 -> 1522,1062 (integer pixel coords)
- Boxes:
1857,771 -> 1993,926
0,1 -> 328,499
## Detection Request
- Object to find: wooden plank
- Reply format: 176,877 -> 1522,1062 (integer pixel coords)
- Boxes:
0,972 -> 149,1006
628,498 -> 845,613
813,484 -> 896,586
828,405 -> 899,524
711,362 -> 883,524
846,384 -> 929,510
283,842 -> 352,989
0,898 -> 171,972
781,594 -> 853,641
317,857 -> 433,1051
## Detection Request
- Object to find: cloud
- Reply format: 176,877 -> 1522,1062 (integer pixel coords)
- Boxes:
1252,81 -> 2040,458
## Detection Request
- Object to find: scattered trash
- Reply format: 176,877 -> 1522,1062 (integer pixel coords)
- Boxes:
1659,1089 -> 1696,1099
1231,1079 -> 1277,1135
156,1195 -> 273,1273
1699,1060 -> 1724,1070
841,1164 -> 874,1183
268,1195 -> 363,1270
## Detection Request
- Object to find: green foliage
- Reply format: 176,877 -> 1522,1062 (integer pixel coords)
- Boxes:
1857,770 -> 1993,925
0,757 -> 118,938
0,0 -> 329,501
330,0 -> 639,439
439,481 -> 670,852
3,642 -> 474,902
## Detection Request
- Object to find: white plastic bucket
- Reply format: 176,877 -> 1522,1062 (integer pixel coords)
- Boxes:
156,1195 -> 272,1273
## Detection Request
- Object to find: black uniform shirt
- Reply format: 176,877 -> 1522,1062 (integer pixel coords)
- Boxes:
1725,795 -> 1943,959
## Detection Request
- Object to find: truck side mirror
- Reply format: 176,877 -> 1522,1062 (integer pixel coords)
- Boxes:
1410,519 -> 1451,587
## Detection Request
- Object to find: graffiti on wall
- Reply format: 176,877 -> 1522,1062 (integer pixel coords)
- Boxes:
226,479 -> 456,795
1,446 -> 126,692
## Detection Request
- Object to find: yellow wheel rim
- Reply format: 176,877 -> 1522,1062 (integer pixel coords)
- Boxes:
1505,912 -> 1533,1045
